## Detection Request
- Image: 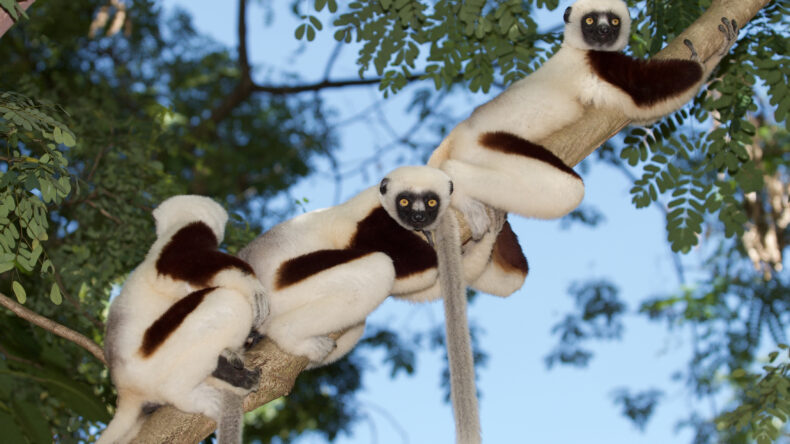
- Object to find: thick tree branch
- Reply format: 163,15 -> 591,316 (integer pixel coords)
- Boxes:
0,292 -> 106,365
0,0 -> 34,38
121,0 -> 771,442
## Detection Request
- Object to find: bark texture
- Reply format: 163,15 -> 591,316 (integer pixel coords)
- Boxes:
127,0 -> 771,442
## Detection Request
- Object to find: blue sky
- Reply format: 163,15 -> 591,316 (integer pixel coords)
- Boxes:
164,1 -> 712,442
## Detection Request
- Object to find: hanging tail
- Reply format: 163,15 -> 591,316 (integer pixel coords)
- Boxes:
96,390 -> 147,444
436,211 -> 482,444
216,391 -> 245,444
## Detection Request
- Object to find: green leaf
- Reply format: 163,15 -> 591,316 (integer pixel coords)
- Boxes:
49,283 -> 62,305
13,400 -> 52,444
0,0 -> 19,20
0,412 -> 26,444
295,23 -> 307,40
12,281 -> 26,304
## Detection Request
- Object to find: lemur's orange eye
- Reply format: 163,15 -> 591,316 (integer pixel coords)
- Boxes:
611,18 -> 620,26
585,17 -> 594,25
427,199 -> 438,207
399,198 -> 409,207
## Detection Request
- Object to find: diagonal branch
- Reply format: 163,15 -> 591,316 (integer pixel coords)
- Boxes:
0,292 -> 106,365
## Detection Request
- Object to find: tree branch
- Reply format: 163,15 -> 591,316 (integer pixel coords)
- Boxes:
121,0 -> 772,442
0,292 -> 106,365
0,0 -> 35,39
252,75 -> 422,95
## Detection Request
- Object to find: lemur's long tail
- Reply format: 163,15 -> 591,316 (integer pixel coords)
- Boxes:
217,391 -> 245,444
436,211 -> 482,444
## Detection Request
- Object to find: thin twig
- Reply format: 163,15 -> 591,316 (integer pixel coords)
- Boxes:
85,199 -> 123,224
0,292 -> 106,365
252,75 -> 422,95
87,146 -> 109,181
0,343 -> 41,368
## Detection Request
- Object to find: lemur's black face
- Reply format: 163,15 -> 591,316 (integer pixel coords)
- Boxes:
580,11 -> 622,48
394,191 -> 441,231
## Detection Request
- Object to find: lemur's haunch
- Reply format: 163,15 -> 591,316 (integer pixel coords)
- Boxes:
99,195 -> 268,444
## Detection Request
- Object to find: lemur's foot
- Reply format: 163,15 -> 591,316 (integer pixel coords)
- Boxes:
457,196 -> 491,241
716,17 -> 738,57
212,349 -> 261,391
684,39 -> 700,63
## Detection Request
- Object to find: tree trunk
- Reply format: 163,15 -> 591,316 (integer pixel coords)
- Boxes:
128,0 -> 771,442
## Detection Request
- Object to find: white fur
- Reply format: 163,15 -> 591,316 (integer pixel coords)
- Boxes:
99,195 -> 266,444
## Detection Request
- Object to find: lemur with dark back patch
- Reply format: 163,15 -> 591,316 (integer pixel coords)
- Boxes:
238,166 -> 527,369
99,195 -> 268,444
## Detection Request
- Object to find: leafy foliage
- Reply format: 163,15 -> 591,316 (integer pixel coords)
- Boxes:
303,0 -> 559,96
717,346 -> 790,444
546,280 -> 626,368
0,92 -> 75,304
612,388 -> 664,431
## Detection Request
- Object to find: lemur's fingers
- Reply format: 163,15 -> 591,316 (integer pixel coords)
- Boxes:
717,17 -> 739,56
684,39 -> 700,63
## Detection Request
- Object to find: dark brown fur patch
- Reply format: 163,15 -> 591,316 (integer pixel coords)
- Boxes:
478,132 -> 580,179
155,222 -> 254,287
587,50 -> 703,107
139,287 -> 216,357
492,221 -> 528,275
276,249 -> 372,289
350,206 -> 437,279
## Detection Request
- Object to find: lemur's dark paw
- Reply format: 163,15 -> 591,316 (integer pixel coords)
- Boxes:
684,39 -> 700,63
241,367 -> 261,391
717,17 -> 738,55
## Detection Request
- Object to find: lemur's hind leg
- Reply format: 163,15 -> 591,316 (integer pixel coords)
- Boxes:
266,252 -> 395,363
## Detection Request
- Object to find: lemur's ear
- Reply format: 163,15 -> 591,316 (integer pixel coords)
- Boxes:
563,6 -> 572,24
379,178 -> 390,195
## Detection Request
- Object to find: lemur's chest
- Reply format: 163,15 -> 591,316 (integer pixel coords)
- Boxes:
349,207 -> 437,279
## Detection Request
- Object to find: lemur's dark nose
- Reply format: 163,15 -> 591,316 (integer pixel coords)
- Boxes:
597,24 -> 611,35
411,212 -> 426,222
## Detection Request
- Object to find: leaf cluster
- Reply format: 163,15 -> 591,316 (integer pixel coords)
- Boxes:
546,279 -> 626,368
717,346 -> 790,444
304,0 -> 559,96
0,92 -> 75,305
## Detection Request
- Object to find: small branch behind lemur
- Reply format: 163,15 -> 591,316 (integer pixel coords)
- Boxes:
0,292 -> 107,365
